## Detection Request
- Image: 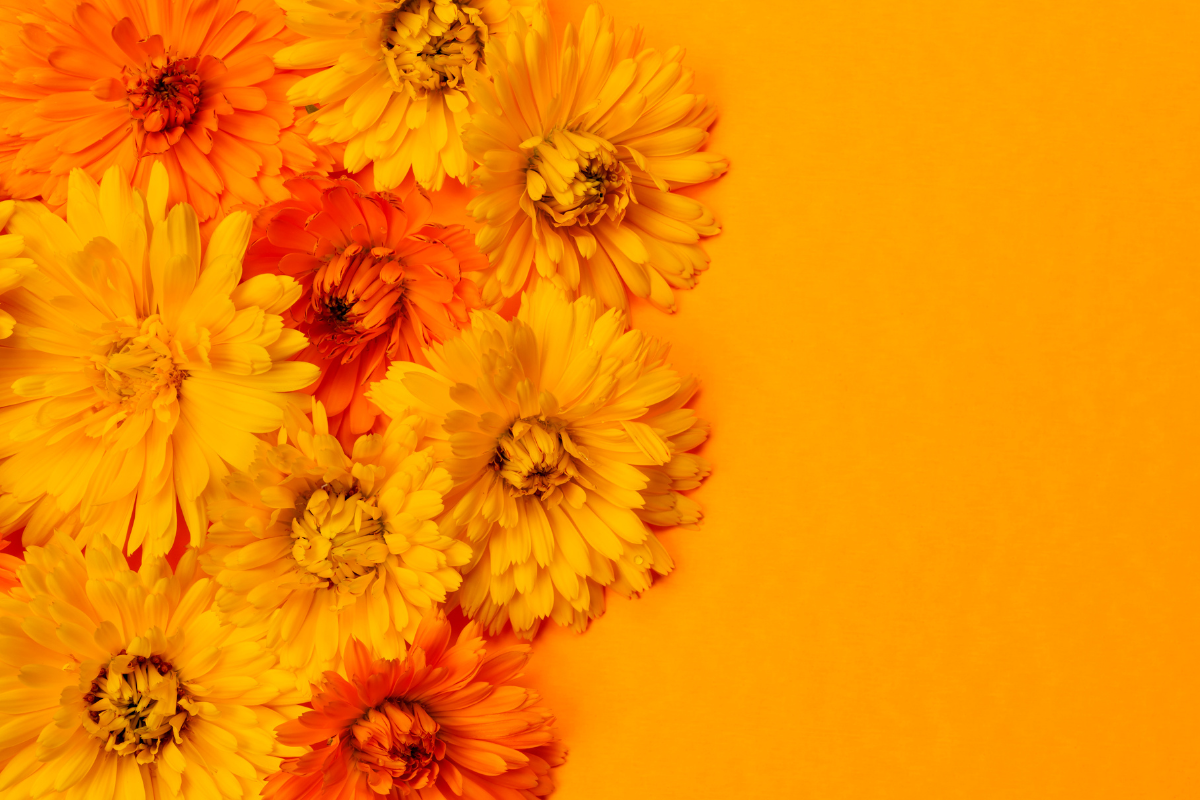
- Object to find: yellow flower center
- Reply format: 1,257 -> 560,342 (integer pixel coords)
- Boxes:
291,483 -> 389,601
492,417 -> 578,498
90,315 -> 186,425
524,136 -> 634,227
382,0 -> 489,93
83,652 -> 194,764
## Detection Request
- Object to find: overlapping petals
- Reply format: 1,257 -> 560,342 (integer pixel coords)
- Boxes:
0,535 -> 310,799
203,398 -> 471,678
464,4 -> 727,312
265,615 -> 565,800
370,283 -> 710,636
246,175 -> 487,446
0,0 -> 334,222
0,164 -> 318,555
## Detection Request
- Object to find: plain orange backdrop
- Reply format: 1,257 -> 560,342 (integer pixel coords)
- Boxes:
480,1 -> 1200,798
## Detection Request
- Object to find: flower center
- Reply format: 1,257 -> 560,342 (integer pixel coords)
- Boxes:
382,0 -> 489,93
84,652 -> 194,764
492,417 -> 577,498
351,700 -> 444,794
291,482 -> 389,601
124,55 -> 202,154
91,315 -> 186,423
303,242 -> 409,362
525,136 -> 634,227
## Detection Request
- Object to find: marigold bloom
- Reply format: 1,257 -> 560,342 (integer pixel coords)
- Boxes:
0,535 -> 310,799
370,284 -> 710,636
204,398 -> 471,679
245,175 -> 487,446
0,165 -> 318,555
265,616 -> 565,800
274,0 -> 521,191
0,0 -> 332,221
463,4 -> 727,313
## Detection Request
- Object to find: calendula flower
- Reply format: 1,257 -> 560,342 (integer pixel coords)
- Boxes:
274,0 -> 521,191
463,4 -> 728,313
204,398 -> 471,679
369,283 -> 710,636
244,175 -> 487,446
0,164 -> 318,556
0,0 -> 332,222
264,616 -> 565,800
0,534 -> 310,799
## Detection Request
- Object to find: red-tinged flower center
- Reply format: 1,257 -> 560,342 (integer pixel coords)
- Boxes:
351,700 -> 445,795
124,56 -> 202,153
303,243 -> 410,363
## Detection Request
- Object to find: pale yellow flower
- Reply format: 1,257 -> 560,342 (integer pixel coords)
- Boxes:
0,165 -> 318,555
370,283 -> 710,637
464,4 -> 727,312
275,0 -> 521,190
0,535 -> 309,799
203,399 -> 471,679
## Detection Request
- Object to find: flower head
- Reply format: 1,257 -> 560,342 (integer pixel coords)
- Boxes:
0,164 -> 319,555
464,4 -> 727,313
245,175 -> 487,446
274,0 -> 521,190
265,616 -> 565,800
204,398 -> 471,679
370,283 -> 710,636
0,0 -> 333,221
0,535 -> 310,799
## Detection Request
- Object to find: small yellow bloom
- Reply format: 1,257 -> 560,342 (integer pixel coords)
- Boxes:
0,165 -> 318,555
370,283 -> 710,637
464,4 -> 728,313
0,535 -> 309,799
276,0 -> 523,190
203,399 -> 471,679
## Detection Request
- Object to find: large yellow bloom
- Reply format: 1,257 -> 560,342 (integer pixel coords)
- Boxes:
0,165 -> 318,555
203,399 -> 471,679
275,0 -> 520,190
0,535 -> 309,799
370,283 -> 710,637
464,4 -> 727,313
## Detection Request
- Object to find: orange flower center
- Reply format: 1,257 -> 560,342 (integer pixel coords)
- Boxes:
492,417 -> 579,499
123,56 -> 203,155
351,700 -> 445,795
383,0 -> 489,93
529,144 -> 634,228
303,243 -> 409,363
83,651 -> 197,764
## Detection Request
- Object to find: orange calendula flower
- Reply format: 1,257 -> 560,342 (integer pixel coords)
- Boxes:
463,4 -> 728,313
0,0 -> 332,222
203,398 -> 471,680
0,535 -> 310,799
0,164 -> 318,555
265,616 -> 565,800
273,0 -> 521,191
245,174 -> 487,446
369,283 -> 710,637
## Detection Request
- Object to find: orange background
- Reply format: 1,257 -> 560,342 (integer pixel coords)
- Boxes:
513,1 -> 1200,798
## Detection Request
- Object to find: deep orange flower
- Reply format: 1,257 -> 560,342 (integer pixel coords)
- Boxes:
265,616 -> 565,800
245,175 -> 487,447
0,0 -> 333,221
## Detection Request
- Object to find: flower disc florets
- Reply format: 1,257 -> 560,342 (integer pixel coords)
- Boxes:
384,0 -> 491,93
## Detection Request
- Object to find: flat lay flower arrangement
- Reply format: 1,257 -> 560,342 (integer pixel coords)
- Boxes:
0,0 -> 724,797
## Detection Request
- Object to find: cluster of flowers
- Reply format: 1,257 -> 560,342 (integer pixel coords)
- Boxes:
0,0 -> 724,797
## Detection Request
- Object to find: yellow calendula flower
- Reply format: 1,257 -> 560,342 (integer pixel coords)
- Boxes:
0,535 -> 309,799
0,165 -> 318,555
369,283 -> 710,637
275,0 -> 521,190
203,399 -> 470,679
464,4 -> 728,313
